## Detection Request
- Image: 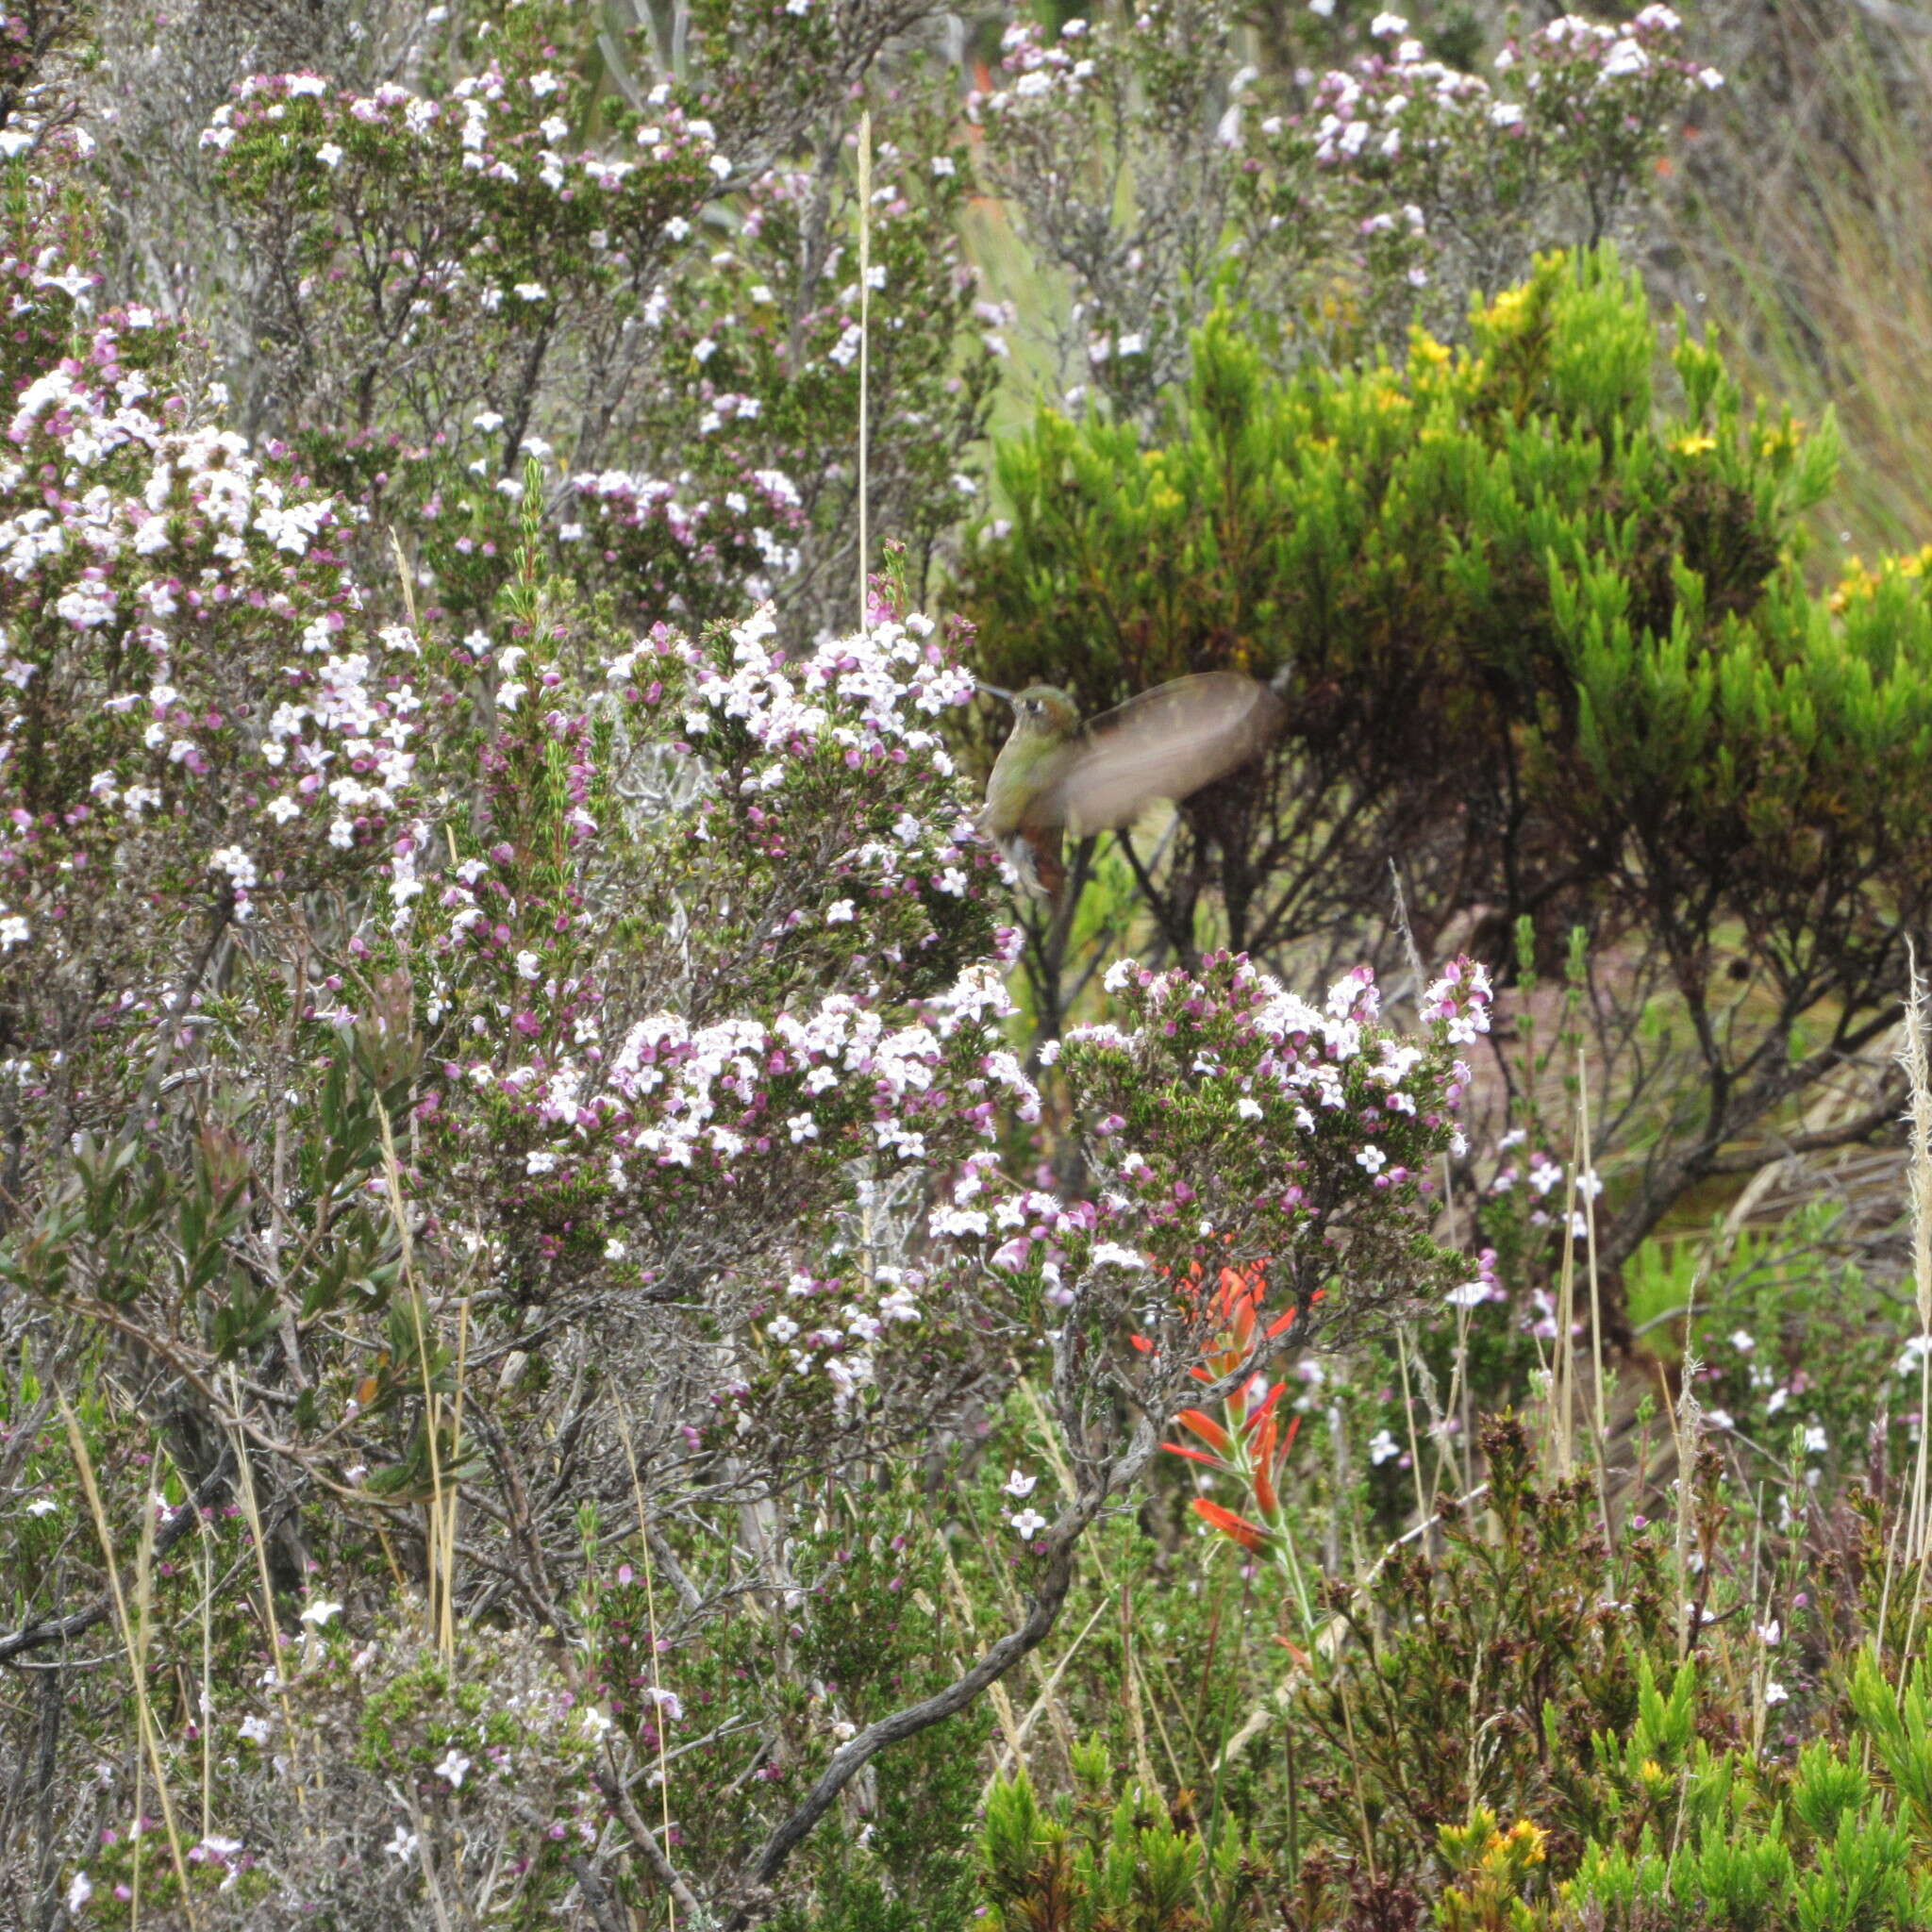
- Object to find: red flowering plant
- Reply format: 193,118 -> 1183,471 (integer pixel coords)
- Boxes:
1151,1259 -> 1320,1624
932,950 -> 1488,1569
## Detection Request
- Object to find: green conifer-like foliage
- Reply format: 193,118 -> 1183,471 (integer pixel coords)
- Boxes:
958,249 -> 1928,1295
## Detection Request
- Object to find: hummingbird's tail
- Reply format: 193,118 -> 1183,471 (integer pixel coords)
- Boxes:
995,827 -> 1064,901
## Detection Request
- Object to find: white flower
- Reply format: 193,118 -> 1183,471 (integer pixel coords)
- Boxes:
1803,1424 -> 1828,1456
1757,1619 -> 1781,1646
210,844 -> 258,891
1763,1678 -> 1789,1706
238,1714 -> 272,1744
1368,1427 -> 1400,1465
1355,1144 -> 1387,1175
25,1496 -> 57,1516
1009,1507 -> 1048,1539
384,1824 -> 419,1860
824,899 -> 855,924
1091,1241 -> 1147,1271
1370,10 -> 1407,34
1446,1281 -> 1489,1308
298,1597 -> 341,1627
67,1873 -> 93,1912
1003,1468 -> 1038,1497
435,1747 -> 473,1789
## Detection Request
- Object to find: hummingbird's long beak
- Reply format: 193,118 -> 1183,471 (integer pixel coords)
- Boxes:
974,679 -> 1016,704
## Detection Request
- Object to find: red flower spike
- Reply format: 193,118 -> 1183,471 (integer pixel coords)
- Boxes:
1245,1380 -> 1288,1427
1129,1333 -> 1155,1355
1252,1411 -> 1280,1514
1177,1408 -> 1231,1453
1265,1307 -> 1297,1340
1162,1442 -> 1222,1467
1192,1497 -> 1266,1552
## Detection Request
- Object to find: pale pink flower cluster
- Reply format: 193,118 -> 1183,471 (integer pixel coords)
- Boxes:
204,63 -> 727,212
1307,5 -> 1713,171
567,466 -> 805,606
0,304 -> 389,957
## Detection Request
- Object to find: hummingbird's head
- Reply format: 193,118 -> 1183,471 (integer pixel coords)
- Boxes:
1006,684 -> 1081,740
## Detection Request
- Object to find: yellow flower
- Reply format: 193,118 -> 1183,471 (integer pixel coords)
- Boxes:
1488,286 -> 1531,329
1672,432 -> 1718,457
1501,1819 -> 1548,1865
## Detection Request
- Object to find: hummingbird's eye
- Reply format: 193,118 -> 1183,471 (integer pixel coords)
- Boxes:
1026,699 -> 1041,715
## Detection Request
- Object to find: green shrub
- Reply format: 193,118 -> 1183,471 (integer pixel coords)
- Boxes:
958,247 -> 1929,1316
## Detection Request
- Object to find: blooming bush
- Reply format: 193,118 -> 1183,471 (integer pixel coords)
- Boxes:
1290,3 -> 1723,336
976,0 -> 1716,414
198,3 -> 995,642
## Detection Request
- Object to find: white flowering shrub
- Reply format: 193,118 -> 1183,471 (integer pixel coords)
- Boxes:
925,954 -> 1482,1391
198,2 -> 996,643
978,0 -> 1719,410
0,172 -> 399,1152
1288,2 -> 1722,331
63,1614 -> 615,1927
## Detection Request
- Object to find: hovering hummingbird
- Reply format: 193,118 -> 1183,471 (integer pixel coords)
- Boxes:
979,672 -> 1285,900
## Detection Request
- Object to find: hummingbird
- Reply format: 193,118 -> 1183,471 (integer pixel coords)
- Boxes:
979,672 -> 1285,900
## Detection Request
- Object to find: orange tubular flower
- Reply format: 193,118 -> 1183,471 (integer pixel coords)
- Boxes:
1192,1498 -> 1267,1552
1240,1381 -> 1287,1435
1176,1408 -> 1232,1453
1252,1411 -> 1279,1514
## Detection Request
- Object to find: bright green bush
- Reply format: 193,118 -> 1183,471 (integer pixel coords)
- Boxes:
958,247 -> 1932,1301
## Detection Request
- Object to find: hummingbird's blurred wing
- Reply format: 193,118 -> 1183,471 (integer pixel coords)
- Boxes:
1041,673 -> 1284,835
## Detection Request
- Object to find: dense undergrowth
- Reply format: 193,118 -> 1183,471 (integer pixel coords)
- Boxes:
6,0 -> 1932,1928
